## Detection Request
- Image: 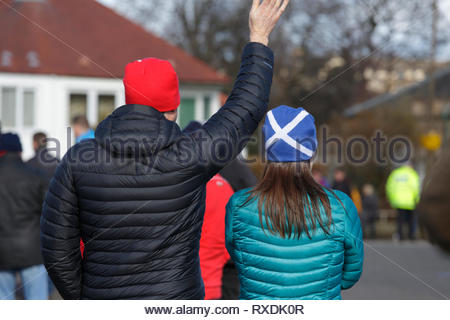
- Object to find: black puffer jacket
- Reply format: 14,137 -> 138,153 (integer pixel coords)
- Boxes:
220,159 -> 258,192
40,43 -> 274,300
0,153 -> 47,270
27,147 -> 59,184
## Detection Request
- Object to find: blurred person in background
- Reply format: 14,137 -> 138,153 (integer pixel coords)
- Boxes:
219,158 -> 258,192
184,121 -> 257,300
71,115 -> 95,143
332,168 -> 362,214
361,184 -> 379,239
417,149 -> 450,253
351,186 -> 363,215
0,133 -> 48,300
40,0 -> 288,300
312,164 -> 330,188
225,106 -> 363,299
26,132 -> 59,298
201,175 -> 234,299
184,121 -> 235,300
219,137 -> 258,300
27,132 -> 59,182
386,164 -> 420,241
332,167 -> 352,197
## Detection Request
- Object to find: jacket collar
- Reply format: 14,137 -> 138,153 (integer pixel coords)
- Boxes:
95,104 -> 181,157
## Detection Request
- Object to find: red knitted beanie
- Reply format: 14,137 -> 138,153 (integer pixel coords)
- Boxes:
123,58 -> 180,112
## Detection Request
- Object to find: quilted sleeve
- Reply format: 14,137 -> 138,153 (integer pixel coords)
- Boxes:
188,42 -> 274,179
341,196 -> 364,290
40,156 -> 82,300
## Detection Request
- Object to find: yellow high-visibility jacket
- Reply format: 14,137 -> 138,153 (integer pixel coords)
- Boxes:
386,166 -> 420,211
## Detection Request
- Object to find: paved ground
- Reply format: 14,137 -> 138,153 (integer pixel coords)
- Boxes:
342,240 -> 450,300
19,240 -> 449,300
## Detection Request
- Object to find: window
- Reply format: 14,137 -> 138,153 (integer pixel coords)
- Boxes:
179,98 -> 195,129
1,87 -> 16,127
23,90 -> 35,126
0,87 -> 36,128
69,93 -> 87,120
98,94 -> 115,124
1,50 -> 13,67
204,96 -> 211,120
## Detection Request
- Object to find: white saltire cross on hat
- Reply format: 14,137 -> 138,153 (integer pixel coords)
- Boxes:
265,109 -> 314,158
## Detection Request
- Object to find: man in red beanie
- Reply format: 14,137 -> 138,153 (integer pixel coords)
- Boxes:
41,0 -> 289,300
123,58 -> 180,115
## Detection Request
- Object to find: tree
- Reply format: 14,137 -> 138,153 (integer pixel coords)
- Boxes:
107,0 -> 449,124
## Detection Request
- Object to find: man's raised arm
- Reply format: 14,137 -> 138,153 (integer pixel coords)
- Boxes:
187,0 -> 290,176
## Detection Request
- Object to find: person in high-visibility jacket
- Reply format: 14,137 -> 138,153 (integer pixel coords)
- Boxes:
386,165 -> 420,240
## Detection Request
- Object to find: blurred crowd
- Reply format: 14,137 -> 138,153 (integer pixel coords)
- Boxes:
0,114 -> 448,300
0,124 -> 421,300
312,163 -> 420,241
0,117 -> 96,299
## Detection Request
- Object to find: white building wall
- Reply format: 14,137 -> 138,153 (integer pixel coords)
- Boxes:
0,73 -> 222,160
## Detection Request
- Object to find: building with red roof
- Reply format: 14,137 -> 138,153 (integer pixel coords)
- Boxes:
0,0 -> 227,158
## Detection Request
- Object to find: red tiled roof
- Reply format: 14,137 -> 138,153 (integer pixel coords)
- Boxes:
0,0 -> 228,84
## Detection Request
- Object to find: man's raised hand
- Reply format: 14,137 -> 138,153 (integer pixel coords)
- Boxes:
249,0 -> 290,46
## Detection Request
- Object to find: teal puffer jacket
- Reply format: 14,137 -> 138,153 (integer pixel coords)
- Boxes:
225,188 -> 363,300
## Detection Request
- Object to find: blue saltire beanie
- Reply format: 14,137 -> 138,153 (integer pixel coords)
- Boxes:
263,105 -> 317,162
0,133 -> 23,152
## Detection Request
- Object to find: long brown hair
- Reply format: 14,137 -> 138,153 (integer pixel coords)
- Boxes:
244,161 -> 333,239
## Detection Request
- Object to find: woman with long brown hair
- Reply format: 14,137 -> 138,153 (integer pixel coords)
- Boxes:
225,105 -> 363,299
